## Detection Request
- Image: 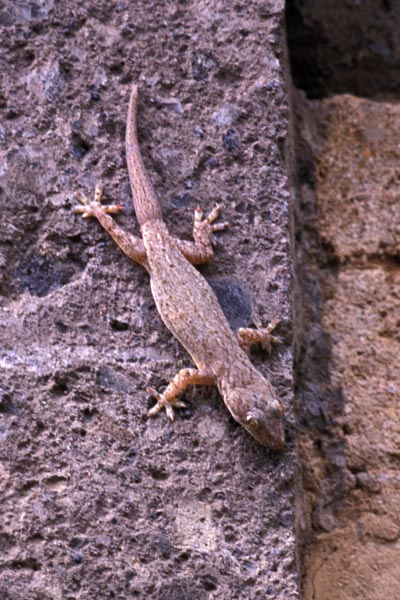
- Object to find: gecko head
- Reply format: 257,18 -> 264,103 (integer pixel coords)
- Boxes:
226,386 -> 285,450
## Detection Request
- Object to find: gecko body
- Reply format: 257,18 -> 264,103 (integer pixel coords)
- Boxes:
75,84 -> 285,450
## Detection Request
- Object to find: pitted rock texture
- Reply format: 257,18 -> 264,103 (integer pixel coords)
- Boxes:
286,0 -> 400,99
293,93 -> 400,600
0,1 -> 296,599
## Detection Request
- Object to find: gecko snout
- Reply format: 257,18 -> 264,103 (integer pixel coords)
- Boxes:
242,404 -> 285,450
267,401 -> 284,420
223,387 -> 285,450
244,400 -> 285,450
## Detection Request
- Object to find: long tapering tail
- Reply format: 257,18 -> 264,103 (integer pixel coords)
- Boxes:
126,84 -> 163,226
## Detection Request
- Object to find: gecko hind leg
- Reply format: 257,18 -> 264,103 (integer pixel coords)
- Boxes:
237,319 -> 282,354
147,368 -> 215,421
175,205 -> 229,265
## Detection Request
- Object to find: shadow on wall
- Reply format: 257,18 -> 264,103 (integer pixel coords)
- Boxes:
286,0 -> 400,99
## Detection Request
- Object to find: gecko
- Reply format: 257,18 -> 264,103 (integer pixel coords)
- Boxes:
74,83 -> 285,450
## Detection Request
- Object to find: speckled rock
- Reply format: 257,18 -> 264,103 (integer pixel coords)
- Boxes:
293,93 -> 400,600
0,1 -> 296,598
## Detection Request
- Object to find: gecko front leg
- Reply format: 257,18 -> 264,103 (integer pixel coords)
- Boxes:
76,188 -> 227,268
74,186 -> 148,267
147,368 -> 216,420
175,205 -> 229,265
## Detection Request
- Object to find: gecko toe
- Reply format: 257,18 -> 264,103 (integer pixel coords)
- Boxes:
147,399 -> 175,421
210,221 -> 229,232
74,190 -> 89,204
205,204 -> 222,224
74,185 -> 124,218
146,386 -> 161,400
146,387 -> 187,421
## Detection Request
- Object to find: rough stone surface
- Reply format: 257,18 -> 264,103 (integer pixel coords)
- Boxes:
0,1 -> 296,599
286,0 -> 400,99
293,93 -> 400,599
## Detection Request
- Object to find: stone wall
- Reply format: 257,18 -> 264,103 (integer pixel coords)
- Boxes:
0,1 -> 297,598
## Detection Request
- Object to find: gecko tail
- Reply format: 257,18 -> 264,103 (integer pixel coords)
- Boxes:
126,83 -> 163,227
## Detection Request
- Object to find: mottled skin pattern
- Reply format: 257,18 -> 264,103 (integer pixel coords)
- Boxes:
75,84 -> 285,449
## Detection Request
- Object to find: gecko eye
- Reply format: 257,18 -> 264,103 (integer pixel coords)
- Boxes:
246,414 -> 259,430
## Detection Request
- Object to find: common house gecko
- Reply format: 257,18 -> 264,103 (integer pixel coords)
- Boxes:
75,84 -> 285,450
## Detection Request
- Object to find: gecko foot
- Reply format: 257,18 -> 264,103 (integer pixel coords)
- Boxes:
146,368 -> 215,421
146,387 -> 187,421
74,185 -> 124,218
194,204 -> 229,244
237,319 -> 282,354
175,206 -> 229,265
